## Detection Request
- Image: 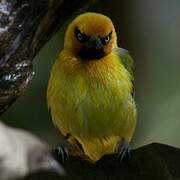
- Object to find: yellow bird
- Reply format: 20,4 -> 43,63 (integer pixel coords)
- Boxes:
47,12 -> 137,162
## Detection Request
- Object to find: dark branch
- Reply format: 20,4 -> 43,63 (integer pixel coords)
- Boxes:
23,143 -> 180,180
0,0 -> 97,114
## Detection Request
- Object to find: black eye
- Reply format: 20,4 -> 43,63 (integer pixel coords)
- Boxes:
101,31 -> 112,45
75,28 -> 89,43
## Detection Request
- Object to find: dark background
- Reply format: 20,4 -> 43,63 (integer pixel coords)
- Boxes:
2,0 -> 180,148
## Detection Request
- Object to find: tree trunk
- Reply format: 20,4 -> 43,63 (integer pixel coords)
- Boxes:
0,0 -> 96,114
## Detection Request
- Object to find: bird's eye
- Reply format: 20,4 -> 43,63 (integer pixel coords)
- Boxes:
77,33 -> 83,42
101,31 -> 112,45
75,28 -> 89,43
104,36 -> 110,44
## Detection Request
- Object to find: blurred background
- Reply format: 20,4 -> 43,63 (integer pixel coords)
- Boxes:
2,0 -> 180,148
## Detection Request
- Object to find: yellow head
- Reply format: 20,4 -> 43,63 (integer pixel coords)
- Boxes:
64,12 -> 117,60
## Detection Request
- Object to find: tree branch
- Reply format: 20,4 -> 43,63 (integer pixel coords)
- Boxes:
23,143 -> 180,180
0,0 -> 97,114
0,122 -> 64,180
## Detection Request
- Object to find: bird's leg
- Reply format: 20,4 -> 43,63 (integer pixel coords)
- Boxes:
53,137 -> 69,163
117,138 -> 131,162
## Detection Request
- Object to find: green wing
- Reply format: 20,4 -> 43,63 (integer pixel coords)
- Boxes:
113,47 -> 135,96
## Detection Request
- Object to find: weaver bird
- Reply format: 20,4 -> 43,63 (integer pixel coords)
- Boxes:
47,12 -> 137,162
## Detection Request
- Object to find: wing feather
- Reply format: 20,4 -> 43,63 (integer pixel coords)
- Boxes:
113,47 -> 135,96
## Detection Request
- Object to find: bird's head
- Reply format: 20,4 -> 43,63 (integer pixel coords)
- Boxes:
64,12 -> 117,60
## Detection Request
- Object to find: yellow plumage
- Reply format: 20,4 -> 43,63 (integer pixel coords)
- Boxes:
47,12 -> 136,162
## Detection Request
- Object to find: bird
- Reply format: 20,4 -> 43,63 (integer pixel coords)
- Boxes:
47,12 -> 137,163
0,122 -> 64,180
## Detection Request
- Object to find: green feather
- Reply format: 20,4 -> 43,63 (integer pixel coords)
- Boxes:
113,47 -> 135,96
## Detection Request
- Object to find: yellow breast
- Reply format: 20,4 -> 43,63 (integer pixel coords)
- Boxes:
47,50 -> 136,161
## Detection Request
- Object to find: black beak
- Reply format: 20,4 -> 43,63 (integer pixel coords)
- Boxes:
86,36 -> 104,50
79,36 -> 105,60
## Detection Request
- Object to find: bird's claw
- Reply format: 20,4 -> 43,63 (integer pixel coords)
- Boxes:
53,143 -> 69,163
117,139 -> 131,162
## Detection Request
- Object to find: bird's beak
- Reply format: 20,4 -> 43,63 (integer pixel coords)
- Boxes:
79,35 -> 105,59
86,35 -> 103,50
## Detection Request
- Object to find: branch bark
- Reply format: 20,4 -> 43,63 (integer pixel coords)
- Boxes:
0,122 -> 64,180
23,143 -> 180,180
0,0 -> 97,114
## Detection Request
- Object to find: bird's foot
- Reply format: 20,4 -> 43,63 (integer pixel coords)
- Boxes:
53,141 -> 69,163
117,139 -> 131,162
